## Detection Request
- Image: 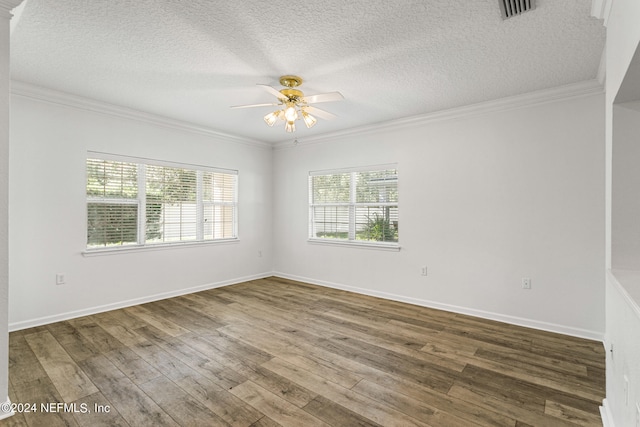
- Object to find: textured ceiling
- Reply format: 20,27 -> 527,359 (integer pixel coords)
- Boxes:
9,0 -> 605,144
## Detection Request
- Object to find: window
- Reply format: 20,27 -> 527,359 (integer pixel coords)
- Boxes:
87,159 -> 139,247
86,154 -> 237,250
309,165 -> 398,247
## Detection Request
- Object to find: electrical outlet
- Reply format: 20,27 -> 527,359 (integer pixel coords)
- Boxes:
609,343 -> 614,362
521,278 -> 531,289
258,250 -> 262,258
421,266 -> 427,276
56,273 -> 65,285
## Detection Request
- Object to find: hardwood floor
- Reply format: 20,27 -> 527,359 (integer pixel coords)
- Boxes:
2,277 -> 605,426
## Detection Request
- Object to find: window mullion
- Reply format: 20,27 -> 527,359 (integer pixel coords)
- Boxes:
309,177 -> 314,238
196,170 -> 204,241
349,172 -> 356,241
233,174 -> 239,238
138,164 -> 146,245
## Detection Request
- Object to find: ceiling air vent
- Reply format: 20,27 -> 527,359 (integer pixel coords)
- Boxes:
499,0 -> 536,19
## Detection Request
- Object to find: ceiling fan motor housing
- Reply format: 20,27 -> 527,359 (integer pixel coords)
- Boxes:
280,88 -> 304,101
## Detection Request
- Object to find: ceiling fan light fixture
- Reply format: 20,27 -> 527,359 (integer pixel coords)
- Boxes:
284,104 -> 298,122
263,110 -> 281,126
285,121 -> 296,133
302,110 -> 317,128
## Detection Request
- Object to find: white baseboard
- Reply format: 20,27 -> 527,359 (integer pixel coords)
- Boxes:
0,397 -> 14,420
600,399 -> 614,427
8,272 -> 273,332
273,272 -> 605,342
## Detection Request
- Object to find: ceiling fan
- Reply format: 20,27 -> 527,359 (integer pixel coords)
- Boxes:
231,75 -> 344,133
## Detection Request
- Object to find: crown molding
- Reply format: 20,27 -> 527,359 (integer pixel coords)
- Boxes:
8,0 -> 25,33
0,0 -> 23,16
274,79 -> 604,150
10,80 -> 271,149
11,79 -> 603,152
591,0 -> 612,26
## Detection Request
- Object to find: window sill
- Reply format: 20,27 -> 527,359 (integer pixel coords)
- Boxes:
82,238 -> 240,257
307,238 -> 401,251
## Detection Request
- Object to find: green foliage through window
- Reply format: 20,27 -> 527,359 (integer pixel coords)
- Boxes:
361,213 -> 396,242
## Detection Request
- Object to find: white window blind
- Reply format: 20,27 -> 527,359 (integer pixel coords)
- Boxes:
145,165 -> 198,243
202,172 -> 237,240
309,166 -> 398,245
87,159 -> 139,247
86,155 -> 238,250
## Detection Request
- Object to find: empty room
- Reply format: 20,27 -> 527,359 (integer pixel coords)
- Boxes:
0,0 -> 638,426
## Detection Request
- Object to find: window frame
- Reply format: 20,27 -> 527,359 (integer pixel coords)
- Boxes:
84,152 -> 238,255
308,164 -> 400,251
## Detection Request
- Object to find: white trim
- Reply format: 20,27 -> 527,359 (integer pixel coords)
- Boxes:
137,163 -> 146,245
274,80 -> 604,149
83,238 -> 240,257
307,239 -> 401,252
0,0 -> 24,15
600,399 -> 615,427
273,272 -> 605,342
0,397 -> 14,420
10,81 -> 271,149
8,272 -> 272,332
8,0 -> 26,33
591,0 -> 613,26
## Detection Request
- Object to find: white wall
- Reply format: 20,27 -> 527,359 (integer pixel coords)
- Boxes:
0,0 -> 21,418
603,0 -> 640,424
611,103 -> 640,271
273,92 -> 605,339
8,92 -> 273,329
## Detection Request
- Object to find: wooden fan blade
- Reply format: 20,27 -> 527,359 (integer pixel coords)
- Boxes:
302,91 -> 344,104
257,84 -> 287,100
304,106 -> 336,120
230,102 -> 280,109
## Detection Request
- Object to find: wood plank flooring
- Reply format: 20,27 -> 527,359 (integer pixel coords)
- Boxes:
2,277 -> 605,426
